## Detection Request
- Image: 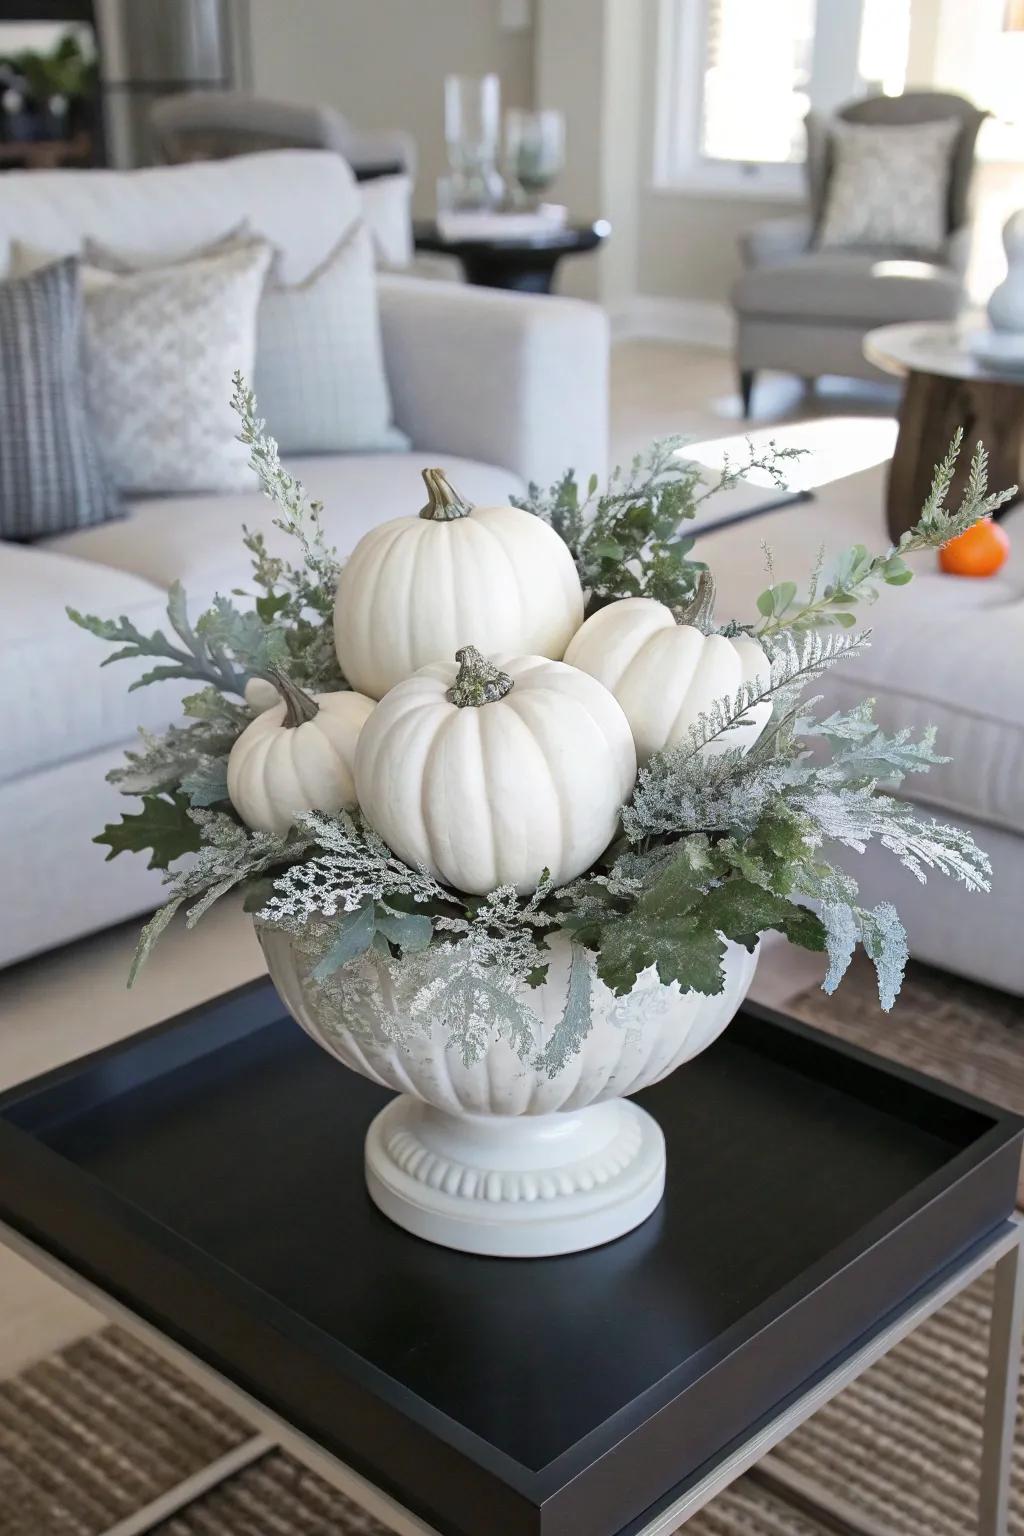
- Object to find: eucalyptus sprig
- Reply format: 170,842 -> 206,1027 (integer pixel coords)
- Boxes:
755,434 -> 1015,633
516,434 -> 805,612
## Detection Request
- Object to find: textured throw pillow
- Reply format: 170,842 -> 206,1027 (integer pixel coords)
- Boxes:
816,118 -> 961,256
82,242 -> 272,494
254,220 -> 408,455
82,224 -> 255,273
0,259 -> 120,540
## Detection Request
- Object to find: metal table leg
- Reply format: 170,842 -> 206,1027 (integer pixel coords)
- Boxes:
980,1226 -> 1024,1536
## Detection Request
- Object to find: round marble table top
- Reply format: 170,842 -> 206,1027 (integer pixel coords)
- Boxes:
864,317 -> 1024,385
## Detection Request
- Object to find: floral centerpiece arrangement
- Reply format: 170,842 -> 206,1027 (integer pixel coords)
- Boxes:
71,377 -> 1010,1256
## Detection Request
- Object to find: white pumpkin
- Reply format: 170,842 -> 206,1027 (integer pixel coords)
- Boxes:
244,676 -> 280,713
228,672 -> 375,835
354,647 -> 636,895
564,588 -> 771,765
333,468 -> 584,700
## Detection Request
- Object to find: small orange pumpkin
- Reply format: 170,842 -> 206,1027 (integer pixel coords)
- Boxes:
939,519 -> 1010,578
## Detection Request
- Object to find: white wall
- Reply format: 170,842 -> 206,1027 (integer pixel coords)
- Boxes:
246,0 -> 534,218
533,0 -> 642,304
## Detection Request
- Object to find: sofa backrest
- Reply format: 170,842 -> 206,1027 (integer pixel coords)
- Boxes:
0,150 -> 360,284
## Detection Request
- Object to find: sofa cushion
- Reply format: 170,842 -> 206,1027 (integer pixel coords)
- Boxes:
0,544 -> 192,784
44,453 -> 526,612
816,535 -> 1024,839
732,253 -> 962,326
254,224 -> 408,456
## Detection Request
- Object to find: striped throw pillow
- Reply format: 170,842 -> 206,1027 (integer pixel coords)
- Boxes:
0,259 -> 120,540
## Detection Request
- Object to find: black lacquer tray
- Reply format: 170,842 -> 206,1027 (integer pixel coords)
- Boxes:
0,979 -> 1019,1536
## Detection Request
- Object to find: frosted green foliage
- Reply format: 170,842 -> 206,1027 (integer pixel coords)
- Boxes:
820,900 -> 909,1009
258,811 -> 454,926
406,942 -> 539,1067
128,811 -> 316,986
756,434 -> 1016,633
179,755 -> 230,808
105,692 -> 248,808
858,902 -> 910,1010
69,581 -> 254,696
796,784 -> 991,890
231,371 -> 341,609
514,434 -> 804,613
533,946 -> 592,1078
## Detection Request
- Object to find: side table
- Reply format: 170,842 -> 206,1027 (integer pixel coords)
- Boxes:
864,320 -> 1024,540
413,218 -> 609,292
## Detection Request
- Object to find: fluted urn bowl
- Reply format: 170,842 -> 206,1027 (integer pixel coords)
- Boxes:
260,927 -> 758,1257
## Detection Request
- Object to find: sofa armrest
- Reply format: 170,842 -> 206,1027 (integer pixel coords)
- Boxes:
376,275 -> 609,487
738,215 -> 813,270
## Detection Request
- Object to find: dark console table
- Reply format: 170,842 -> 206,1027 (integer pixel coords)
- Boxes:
0,979 -> 1021,1536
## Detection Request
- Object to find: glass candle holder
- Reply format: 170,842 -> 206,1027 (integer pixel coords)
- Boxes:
443,73 -> 504,210
505,107 -> 565,206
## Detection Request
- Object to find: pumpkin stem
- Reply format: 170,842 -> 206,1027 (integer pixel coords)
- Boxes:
671,570 -> 716,634
265,666 -> 319,728
419,467 -> 473,521
446,646 -> 515,708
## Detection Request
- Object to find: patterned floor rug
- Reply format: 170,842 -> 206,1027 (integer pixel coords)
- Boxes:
1,956 -> 1020,1535
0,1279 -> 1019,1536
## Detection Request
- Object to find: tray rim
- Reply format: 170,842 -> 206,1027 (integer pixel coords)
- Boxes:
0,976 -> 1020,1531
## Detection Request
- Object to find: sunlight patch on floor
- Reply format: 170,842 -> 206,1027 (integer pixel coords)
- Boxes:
683,416 -> 899,493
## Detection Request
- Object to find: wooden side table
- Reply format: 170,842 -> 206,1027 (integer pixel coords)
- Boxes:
413,219 -> 609,293
864,320 -> 1024,540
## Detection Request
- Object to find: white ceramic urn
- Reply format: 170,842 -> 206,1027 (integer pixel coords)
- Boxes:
260,928 -> 758,1258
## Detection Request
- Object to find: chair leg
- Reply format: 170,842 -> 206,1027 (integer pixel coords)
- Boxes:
739,370 -> 755,418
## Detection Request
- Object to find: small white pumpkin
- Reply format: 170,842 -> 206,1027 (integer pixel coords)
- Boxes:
564,578 -> 771,765
244,676 -> 280,714
334,468 -> 584,700
354,646 -> 636,895
228,671 -> 375,835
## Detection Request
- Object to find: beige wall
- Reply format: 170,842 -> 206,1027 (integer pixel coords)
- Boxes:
533,0 -> 642,303
246,0 -> 534,218
632,0 -> 800,307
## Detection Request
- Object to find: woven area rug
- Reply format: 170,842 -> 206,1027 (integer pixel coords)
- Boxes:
1,1287 -> 1020,1535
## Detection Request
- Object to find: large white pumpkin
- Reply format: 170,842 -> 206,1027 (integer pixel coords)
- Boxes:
333,468 -> 584,700
228,673 -> 375,835
564,594 -> 771,765
354,647 -> 636,895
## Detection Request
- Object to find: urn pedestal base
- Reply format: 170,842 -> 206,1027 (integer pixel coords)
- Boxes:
365,1095 -> 666,1257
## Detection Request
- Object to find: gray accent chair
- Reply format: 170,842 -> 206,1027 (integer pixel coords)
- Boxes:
150,90 -> 417,182
731,91 -> 985,415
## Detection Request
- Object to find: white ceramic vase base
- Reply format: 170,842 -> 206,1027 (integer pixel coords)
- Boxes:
365,1095 -> 666,1258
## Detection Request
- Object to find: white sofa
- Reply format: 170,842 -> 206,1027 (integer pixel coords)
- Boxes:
0,152 -> 609,967
701,477 -> 1024,997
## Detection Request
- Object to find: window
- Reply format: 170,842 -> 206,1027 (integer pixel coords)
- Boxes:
655,0 -> 911,196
